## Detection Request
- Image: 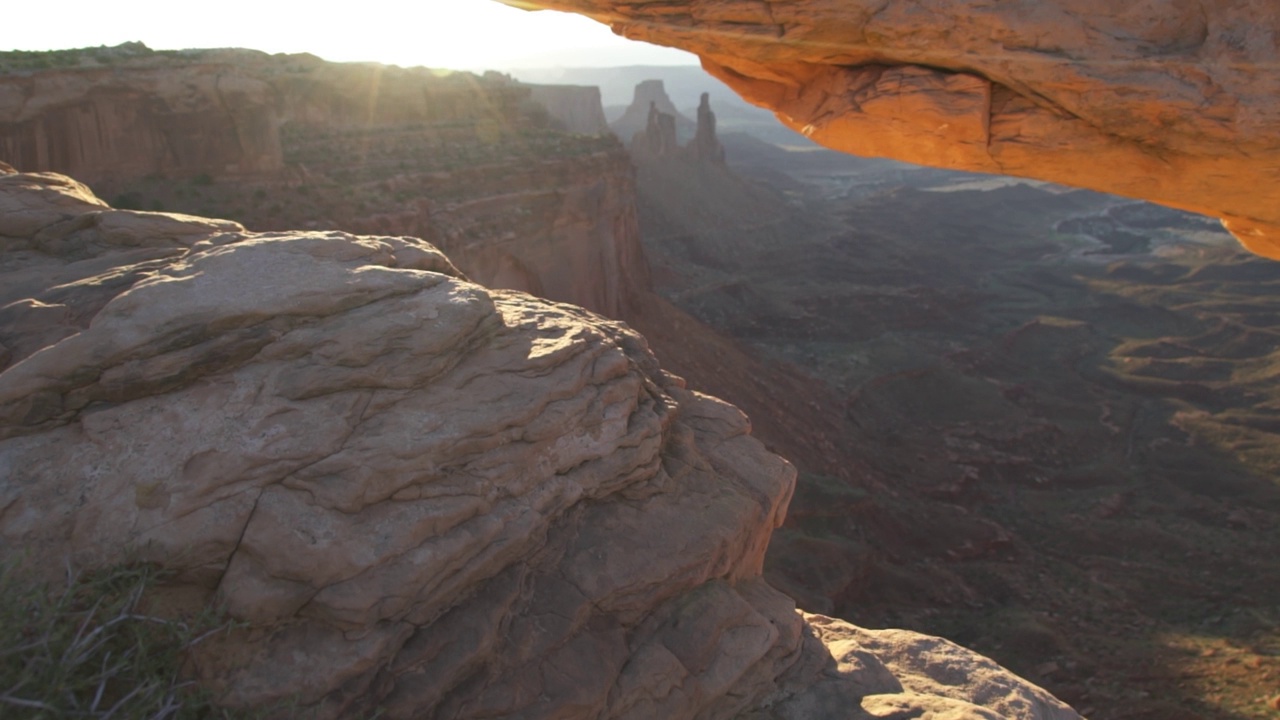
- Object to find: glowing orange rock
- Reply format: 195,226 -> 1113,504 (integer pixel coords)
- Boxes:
509,0 -> 1280,258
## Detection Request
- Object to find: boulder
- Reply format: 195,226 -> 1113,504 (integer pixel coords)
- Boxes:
0,168 -> 1079,719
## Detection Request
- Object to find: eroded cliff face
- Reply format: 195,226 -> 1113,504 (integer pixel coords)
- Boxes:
526,83 -> 612,135
0,63 -> 283,181
0,167 -> 1081,719
508,0 -> 1280,259
0,47 -> 647,318
244,123 -> 650,318
0,48 -> 530,185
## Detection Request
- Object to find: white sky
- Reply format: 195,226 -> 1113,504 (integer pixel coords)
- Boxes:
3,0 -> 696,70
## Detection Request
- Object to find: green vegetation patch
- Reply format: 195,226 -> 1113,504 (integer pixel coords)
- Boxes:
0,562 -> 246,719
0,43 -> 159,73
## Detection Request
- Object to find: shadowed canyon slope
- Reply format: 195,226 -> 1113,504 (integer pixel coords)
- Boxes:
508,0 -> 1280,259
632,137 -> 1280,718
0,166 -> 1081,719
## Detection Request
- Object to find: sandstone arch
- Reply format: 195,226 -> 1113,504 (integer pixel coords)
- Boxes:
506,0 -> 1280,258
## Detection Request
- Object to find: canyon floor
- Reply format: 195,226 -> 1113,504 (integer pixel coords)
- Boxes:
636,146 -> 1280,720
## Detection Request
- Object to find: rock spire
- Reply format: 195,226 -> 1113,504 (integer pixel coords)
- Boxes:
692,92 -> 726,165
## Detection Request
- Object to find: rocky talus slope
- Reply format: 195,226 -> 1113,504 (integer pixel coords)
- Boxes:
511,0 -> 1280,259
0,165 -> 1080,719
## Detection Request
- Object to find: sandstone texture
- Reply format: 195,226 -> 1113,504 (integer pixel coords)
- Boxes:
511,0 -> 1280,258
0,166 -> 1079,719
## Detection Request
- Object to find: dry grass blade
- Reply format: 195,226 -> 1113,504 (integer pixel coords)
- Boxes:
0,560 -> 265,719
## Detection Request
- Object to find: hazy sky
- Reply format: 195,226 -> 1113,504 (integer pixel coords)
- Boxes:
4,0 -> 696,70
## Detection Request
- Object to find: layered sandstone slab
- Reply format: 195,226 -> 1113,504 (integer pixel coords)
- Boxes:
0,167 -> 1078,719
508,0 -> 1280,258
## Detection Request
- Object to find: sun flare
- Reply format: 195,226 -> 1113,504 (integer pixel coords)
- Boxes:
4,0 -> 693,70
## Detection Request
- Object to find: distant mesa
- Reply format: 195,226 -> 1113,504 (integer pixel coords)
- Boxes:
610,79 -> 696,144
523,83 -> 610,135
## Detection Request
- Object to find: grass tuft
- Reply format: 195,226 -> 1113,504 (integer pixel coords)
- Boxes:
0,561 -> 246,719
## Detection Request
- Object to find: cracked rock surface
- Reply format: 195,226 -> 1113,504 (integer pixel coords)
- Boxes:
509,0 -> 1280,259
0,166 -> 1079,719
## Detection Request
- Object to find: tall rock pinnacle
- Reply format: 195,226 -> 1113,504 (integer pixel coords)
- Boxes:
635,100 -> 679,158
692,92 -> 725,165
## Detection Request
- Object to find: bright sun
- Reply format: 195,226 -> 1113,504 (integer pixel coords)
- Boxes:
4,0 -> 693,70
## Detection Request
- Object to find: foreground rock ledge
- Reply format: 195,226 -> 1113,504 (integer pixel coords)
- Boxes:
0,166 -> 1078,719
509,0 -> 1280,259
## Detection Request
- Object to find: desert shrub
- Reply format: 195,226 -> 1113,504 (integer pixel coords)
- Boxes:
0,562 -> 243,719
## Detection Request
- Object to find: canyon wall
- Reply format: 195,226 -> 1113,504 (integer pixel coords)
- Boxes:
0,48 -> 530,187
526,83 -> 611,135
510,0 -> 1280,259
424,149 -> 650,318
0,167 -> 1081,720
0,63 -> 283,182
0,46 -> 647,318
341,147 -> 650,319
